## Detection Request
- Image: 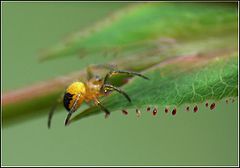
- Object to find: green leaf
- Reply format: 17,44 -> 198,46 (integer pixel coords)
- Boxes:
40,3 -> 237,61
71,51 -> 238,123
3,3 -> 238,127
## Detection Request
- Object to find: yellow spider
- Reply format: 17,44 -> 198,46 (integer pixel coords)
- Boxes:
48,65 -> 149,128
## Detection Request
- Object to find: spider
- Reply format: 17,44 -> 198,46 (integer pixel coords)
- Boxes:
47,65 -> 149,128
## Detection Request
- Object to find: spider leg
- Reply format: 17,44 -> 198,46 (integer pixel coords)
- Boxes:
86,64 -> 117,80
64,112 -> 73,126
94,98 -> 111,118
86,66 -> 94,80
103,70 -> 149,84
92,63 -> 117,71
102,84 -> 131,103
48,93 -> 64,129
65,93 -> 81,126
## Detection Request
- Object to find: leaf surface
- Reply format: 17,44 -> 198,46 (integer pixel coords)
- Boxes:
40,3 -> 237,61
71,51 -> 238,123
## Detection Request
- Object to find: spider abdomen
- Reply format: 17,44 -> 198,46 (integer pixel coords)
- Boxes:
63,82 -> 86,112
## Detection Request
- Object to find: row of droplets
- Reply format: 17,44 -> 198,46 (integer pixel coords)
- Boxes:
121,98 -> 235,117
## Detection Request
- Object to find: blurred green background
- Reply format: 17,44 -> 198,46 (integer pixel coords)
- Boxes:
2,2 -> 238,166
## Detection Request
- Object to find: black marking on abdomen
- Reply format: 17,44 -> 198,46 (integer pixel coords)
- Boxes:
63,92 -> 74,111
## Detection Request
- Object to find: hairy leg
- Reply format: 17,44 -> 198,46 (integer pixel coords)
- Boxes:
102,84 -> 131,102
48,93 -> 64,129
64,93 -> 81,126
94,98 -> 111,118
103,70 -> 149,85
86,64 -> 117,80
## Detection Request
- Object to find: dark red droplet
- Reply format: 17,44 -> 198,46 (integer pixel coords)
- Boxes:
122,109 -> 128,115
194,105 -> 198,112
172,108 -> 177,116
165,107 -> 169,113
153,108 -> 158,116
186,106 -> 190,111
147,107 -> 151,112
205,102 -> 209,107
210,103 -> 216,110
